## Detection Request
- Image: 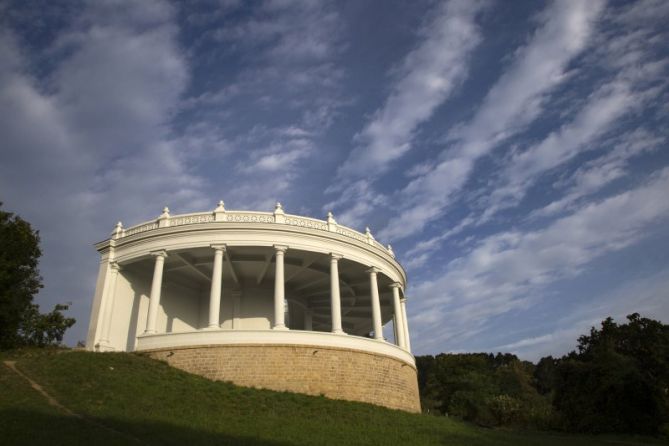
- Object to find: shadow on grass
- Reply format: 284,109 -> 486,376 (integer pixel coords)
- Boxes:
1,408 -> 294,446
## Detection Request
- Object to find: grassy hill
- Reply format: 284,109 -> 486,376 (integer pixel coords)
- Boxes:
1,349 -> 665,446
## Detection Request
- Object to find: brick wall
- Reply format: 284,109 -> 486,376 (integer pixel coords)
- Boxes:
144,344 -> 421,413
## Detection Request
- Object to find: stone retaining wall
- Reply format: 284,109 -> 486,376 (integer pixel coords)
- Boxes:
144,344 -> 421,413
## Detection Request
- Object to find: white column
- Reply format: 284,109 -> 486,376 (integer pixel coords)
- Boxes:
232,290 -> 241,329
87,249 -> 114,350
145,251 -> 167,334
390,283 -> 406,350
401,297 -> 411,352
273,245 -> 288,330
208,245 -> 225,328
367,267 -> 383,340
99,261 -> 121,347
304,311 -> 313,331
330,254 -> 344,334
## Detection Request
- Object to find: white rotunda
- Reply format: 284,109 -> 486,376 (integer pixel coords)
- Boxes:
86,202 -> 420,412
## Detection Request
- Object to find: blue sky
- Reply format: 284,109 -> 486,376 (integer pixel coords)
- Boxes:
1,0 -> 668,360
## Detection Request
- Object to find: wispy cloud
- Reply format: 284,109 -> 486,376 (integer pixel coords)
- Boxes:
326,0 -> 487,229
480,79 -> 641,221
181,0 -> 347,209
494,266 -> 669,360
410,167 -> 669,353
399,0 -> 668,267
0,0 -> 204,338
2,0 -> 667,356
532,128 -> 665,218
337,0 -> 487,179
380,0 -> 606,241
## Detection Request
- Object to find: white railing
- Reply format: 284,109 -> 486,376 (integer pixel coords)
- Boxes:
225,211 -> 275,224
169,212 -> 215,227
123,222 -> 158,237
112,204 -> 395,258
284,215 -> 328,231
335,225 -> 367,243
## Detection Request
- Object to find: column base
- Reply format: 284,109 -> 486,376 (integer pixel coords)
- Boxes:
204,325 -> 220,331
144,329 -> 157,335
272,325 -> 289,331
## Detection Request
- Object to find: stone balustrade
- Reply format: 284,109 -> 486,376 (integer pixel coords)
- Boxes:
112,201 -> 395,258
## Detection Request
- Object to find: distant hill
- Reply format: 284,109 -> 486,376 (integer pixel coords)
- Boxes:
1,349 -> 664,446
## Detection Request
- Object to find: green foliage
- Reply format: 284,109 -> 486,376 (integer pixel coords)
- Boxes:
19,303 -> 76,347
416,352 -> 554,428
0,203 -> 75,349
417,313 -> 669,436
2,349 -> 665,446
0,203 -> 43,349
533,356 -> 557,396
550,314 -> 669,434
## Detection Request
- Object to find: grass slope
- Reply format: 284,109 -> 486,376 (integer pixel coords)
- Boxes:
0,349 -> 665,446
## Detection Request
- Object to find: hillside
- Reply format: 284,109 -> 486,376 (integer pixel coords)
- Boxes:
1,349 -> 664,446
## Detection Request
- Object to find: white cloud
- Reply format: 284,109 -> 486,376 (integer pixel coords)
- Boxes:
532,128 -> 664,218
215,0 -> 341,63
472,3 -> 669,223
0,0 -> 204,344
242,138 -> 313,172
479,79 -> 639,221
409,167 -> 669,354
403,215 -> 475,268
187,0 -> 347,210
391,0 -> 668,270
337,0 -> 487,179
323,180 -> 388,229
379,0 -> 605,241
494,267 -> 669,360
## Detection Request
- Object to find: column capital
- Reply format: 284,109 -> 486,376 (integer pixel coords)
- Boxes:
330,253 -> 343,261
366,266 -> 380,274
210,244 -> 227,252
389,282 -> 402,289
109,261 -> 122,272
150,250 -> 168,258
274,244 -> 288,253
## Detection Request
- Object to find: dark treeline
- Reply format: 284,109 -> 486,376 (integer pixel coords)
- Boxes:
415,313 -> 669,436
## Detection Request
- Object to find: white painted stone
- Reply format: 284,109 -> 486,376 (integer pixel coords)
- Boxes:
86,203 -> 414,365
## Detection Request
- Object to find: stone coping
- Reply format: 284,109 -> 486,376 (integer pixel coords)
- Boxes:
136,329 -> 415,366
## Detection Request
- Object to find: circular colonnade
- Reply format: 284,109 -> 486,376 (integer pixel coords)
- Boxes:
86,202 -> 420,412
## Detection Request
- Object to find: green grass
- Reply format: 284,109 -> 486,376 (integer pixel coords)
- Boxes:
1,349 -> 665,446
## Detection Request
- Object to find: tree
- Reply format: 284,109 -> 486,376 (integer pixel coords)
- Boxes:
415,352 -> 553,428
0,203 -> 43,349
552,314 -> 669,434
0,203 -> 75,349
534,356 -> 557,395
19,303 -> 76,347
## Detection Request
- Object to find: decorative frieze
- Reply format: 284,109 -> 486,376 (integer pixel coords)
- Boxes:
226,212 -> 274,223
170,213 -> 215,227
285,216 -> 328,230
124,222 -> 158,237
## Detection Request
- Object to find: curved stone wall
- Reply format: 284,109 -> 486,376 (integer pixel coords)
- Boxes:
143,344 -> 421,413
